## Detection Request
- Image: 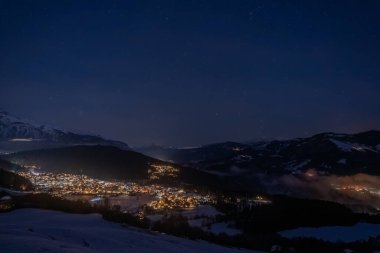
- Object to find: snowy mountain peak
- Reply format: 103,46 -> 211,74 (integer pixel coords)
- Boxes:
0,112 -> 56,140
0,111 -> 129,151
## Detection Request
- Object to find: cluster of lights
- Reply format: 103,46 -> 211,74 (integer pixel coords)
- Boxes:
125,182 -> 213,210
18,171 -> 127,197
235,195 -> 272,207
148,193 -> 198,210
332,184 -> 380,196
253,195 -> 272,204
148,164 -> 179,180
0,202 -> 13,210
17,167 -> 215,211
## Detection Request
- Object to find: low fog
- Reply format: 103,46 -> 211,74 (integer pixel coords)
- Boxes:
260,170 -> 380,212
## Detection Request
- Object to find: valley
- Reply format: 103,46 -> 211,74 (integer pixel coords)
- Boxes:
1,112 -> 380,253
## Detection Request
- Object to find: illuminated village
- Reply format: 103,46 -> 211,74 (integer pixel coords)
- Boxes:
16,164 -> 272,215
17,165 -> 215,212
333,184 -> 380,196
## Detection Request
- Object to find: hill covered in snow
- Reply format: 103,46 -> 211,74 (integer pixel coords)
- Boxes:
0,208 -> 261,253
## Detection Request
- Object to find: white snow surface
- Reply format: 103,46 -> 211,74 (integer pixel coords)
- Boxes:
0,209 -> 260,253
330,139 -> 355,152
330,139 -> 378,153
0,111 -> 60,140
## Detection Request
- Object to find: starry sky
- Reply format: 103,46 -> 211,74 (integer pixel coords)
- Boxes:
1,0 -> 379,147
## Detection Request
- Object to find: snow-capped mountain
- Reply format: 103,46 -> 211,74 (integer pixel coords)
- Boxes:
0,111 -> 128,152
136,131 -> 380,176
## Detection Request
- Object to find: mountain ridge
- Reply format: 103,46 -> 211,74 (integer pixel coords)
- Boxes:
1,145 -> 220,189
0,111 -> 129,152
136,130 -> 380,176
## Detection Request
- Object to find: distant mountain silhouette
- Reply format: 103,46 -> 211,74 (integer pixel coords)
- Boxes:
0,111 -> 129,152
137,131 -> 380,176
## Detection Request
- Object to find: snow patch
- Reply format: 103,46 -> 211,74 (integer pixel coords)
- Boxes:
337,158 -> 347,165
330,139 -> 354,152
146,214 -> 164,222
330,139 -> 378,153
232,155 -> 253,162
285,160 -> 310,172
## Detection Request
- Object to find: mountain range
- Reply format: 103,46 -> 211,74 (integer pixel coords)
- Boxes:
137,131 -> 380,176
0,111 -> 128,153
1,110 -> 379,185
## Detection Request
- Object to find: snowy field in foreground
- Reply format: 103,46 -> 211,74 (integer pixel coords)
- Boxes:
280,223 -> 380,242
0,209 -> 261,253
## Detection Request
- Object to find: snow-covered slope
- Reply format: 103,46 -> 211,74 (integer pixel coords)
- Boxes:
0,209 -> 260,253
0,111 -> 128,151
329,139 -> 379,153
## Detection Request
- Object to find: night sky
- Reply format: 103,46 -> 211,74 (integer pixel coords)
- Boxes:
1,0 -> 379,147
